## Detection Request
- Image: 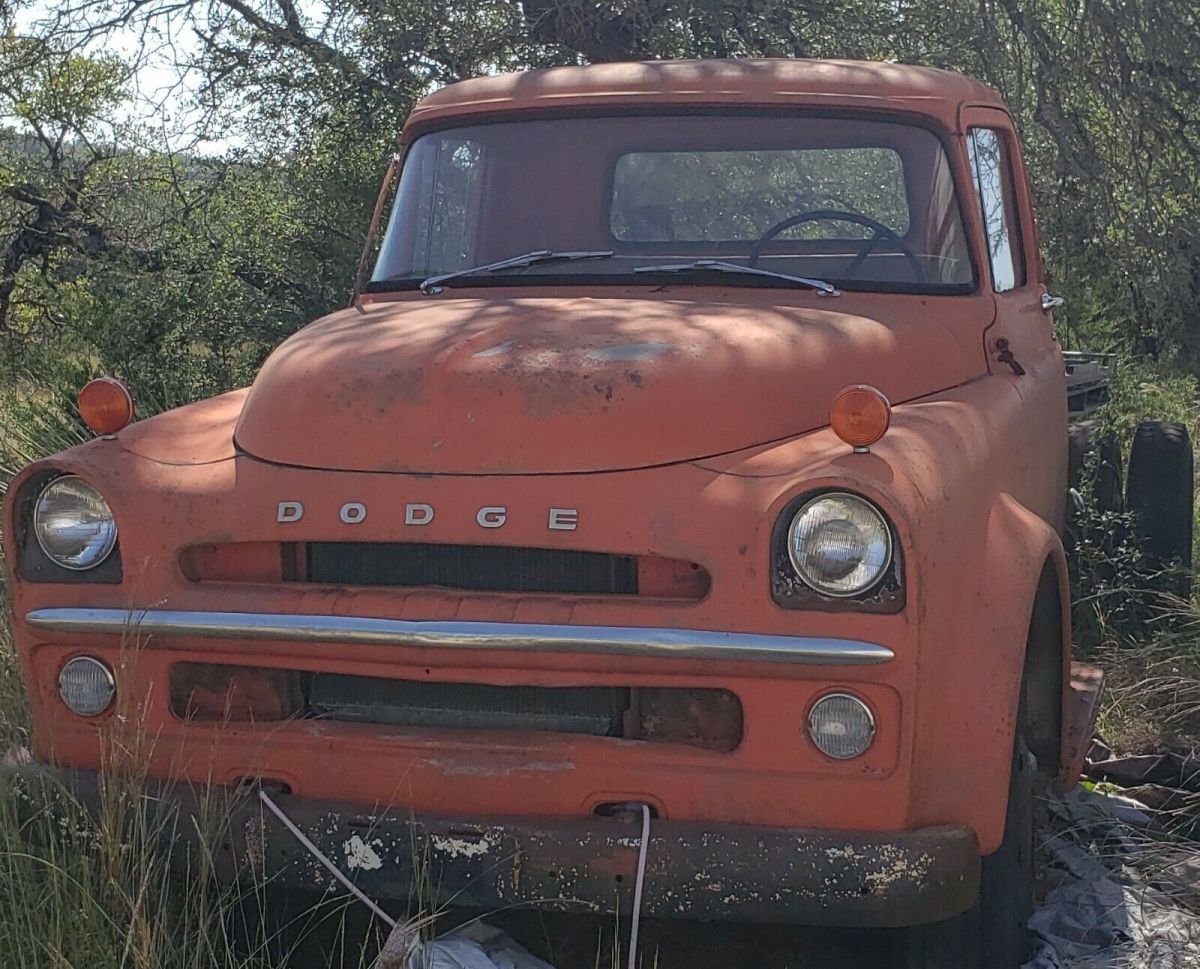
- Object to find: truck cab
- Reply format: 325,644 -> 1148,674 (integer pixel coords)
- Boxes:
5,60 -> 1111,968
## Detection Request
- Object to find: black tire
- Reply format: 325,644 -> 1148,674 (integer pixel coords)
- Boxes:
1126,420 -> 1193,591
900,726 -> 1036,969
1067,420 -> 1123,514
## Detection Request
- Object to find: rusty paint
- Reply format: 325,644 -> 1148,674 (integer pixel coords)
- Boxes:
168,663 -> 302,722
1061,662 -> 1105,790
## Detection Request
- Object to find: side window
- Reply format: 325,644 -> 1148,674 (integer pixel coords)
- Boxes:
967,128 -> 1025,292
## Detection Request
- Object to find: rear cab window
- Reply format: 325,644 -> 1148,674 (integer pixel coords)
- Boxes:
610,148 -> 910,242
372,114 -> 978,294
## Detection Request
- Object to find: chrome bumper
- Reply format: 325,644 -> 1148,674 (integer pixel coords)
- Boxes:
26,608 -> 893,665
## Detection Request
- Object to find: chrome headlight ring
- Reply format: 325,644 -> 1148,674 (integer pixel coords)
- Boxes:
784,491 -> 895,598
32,475 -> 119,571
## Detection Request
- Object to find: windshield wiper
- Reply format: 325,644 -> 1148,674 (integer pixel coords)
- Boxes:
420,250 -> 615,294
632,259 -> 839,296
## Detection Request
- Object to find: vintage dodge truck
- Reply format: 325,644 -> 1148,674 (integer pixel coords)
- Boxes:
3,60 -> 1194,968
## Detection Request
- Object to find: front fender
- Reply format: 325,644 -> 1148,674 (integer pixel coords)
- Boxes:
908,492 -> 1069,853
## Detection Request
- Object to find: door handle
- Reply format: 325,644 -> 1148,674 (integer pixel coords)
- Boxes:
1041,292 -> 1065,311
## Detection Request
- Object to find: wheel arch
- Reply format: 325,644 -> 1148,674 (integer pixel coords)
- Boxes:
1023,557 -> 1068,780
986,495 -> 1072,781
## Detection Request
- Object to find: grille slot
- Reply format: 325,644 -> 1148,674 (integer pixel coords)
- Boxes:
167,661 -> 742,750
310,675 -> 628,735
305,542 -> 639,595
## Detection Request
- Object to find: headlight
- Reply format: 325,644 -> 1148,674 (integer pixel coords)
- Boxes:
786,492 -> 892,597
33,476 -> 118,570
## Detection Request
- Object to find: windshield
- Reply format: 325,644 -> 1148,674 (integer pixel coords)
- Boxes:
371,113 -> 975,294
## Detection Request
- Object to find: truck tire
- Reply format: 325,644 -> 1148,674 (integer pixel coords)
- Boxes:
1067,420 -> 1123,513
900,725 -> 1035,969
1126,420 -> 1193,590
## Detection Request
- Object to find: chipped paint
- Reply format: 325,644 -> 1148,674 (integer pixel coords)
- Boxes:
343,835 -> 384,871
430,834 -> 494,858
472,340 -> 514,358
426,759 -> 575,777
583,342 -> 671,361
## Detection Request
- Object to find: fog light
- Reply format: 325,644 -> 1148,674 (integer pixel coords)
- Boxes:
808,693 -> 875,759
58,656 -> 115,717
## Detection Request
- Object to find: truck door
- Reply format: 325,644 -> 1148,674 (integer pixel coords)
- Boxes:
960,104 -> 1067,527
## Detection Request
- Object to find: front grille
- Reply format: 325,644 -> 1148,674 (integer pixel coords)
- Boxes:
181,541 -> 710,599
304,542 -> 639,595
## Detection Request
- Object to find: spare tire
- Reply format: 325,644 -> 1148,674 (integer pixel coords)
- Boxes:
1126,421 -> 1193,590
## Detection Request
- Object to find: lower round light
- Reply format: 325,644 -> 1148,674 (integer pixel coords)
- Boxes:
58,656 -> 115,717
808,693 -> 875,759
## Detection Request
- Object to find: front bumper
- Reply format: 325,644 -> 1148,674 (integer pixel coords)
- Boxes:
24,607 -> 896,666
6,766 -> 980,927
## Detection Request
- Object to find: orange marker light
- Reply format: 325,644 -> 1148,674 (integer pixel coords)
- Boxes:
78,377 -> 135,436
831,385 -> 891,450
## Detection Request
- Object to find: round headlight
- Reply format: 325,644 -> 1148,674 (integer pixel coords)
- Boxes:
786,492 -> 892,597
33,476 -> 118,570
808,693 -> 875,759
58,656 -> 116,717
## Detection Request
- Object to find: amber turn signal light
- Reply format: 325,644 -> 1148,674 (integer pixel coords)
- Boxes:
78,377 -> 135,436
831,385 -> 891,450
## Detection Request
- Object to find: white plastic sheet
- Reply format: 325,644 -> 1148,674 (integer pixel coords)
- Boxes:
374,920 -> 559,969
1023,788 -> 1200,968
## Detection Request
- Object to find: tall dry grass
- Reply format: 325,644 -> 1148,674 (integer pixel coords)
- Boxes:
0,613 -> 393,968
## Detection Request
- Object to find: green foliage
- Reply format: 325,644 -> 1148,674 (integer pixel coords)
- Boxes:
1068,362 -> 1198,650
0,0 -> 1196,416
1067,452 -> 1157,645
1101,361 -> 1199,442
0,37 -> 126,129
0,377 -> 89,496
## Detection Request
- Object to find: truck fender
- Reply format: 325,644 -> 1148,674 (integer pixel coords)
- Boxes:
981,493 -> 1072,785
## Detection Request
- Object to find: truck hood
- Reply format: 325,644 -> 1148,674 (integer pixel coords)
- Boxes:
234,292 -> 987,474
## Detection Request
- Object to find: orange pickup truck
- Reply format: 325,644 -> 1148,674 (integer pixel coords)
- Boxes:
4,60 -> 1193,968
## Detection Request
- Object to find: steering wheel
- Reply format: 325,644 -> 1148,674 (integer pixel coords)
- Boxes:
747,208 -> 926,283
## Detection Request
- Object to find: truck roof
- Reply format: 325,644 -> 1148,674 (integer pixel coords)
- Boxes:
407,59 -> 1005,131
